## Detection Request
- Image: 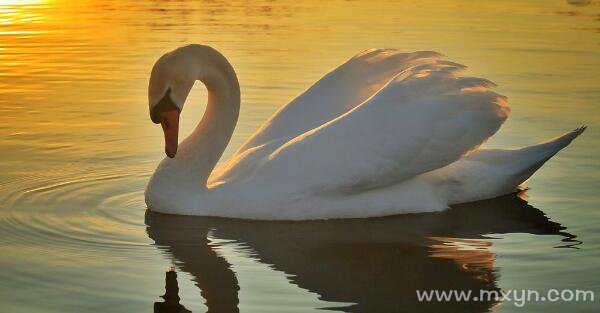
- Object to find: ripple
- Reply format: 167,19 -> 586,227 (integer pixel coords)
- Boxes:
0,165 -> 152,258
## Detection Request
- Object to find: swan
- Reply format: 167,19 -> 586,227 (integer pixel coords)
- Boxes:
145,44 -> 585,220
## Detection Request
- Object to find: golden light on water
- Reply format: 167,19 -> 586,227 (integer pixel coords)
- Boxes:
429,237 -> 496,282
0,0 -> 46,5
0,0 -> 47,24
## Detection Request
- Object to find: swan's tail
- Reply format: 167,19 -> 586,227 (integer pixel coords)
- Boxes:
434,126 -> 586,204
510,126 -> 587,181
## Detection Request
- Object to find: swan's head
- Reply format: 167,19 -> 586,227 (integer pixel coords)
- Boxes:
148,49 -> 196,158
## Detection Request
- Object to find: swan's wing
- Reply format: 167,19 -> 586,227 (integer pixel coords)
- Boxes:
260,59 -> 510,192
235,49 -> 443,154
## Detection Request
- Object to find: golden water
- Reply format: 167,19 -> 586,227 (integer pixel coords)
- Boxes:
0,1 -> 598,312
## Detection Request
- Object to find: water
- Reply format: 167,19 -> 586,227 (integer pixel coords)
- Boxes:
0,0 -> 598,312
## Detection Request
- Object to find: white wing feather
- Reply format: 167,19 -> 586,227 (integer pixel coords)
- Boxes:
235,49 -> 443,154
212,50 -> 445,183
255,58 -> 510,193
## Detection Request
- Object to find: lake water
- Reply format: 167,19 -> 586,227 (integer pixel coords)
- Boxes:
0,0 -> 598,312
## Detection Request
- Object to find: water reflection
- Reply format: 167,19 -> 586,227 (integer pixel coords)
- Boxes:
154,270 -> 192,313
145,193 -> 575,313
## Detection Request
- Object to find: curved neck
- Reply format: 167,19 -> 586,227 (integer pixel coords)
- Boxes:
169,49 -> 240,188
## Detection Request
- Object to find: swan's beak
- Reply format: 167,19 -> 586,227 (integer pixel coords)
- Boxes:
160,110 -> 180,158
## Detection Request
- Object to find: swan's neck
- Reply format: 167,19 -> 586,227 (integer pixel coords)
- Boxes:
160,51 -> 240,189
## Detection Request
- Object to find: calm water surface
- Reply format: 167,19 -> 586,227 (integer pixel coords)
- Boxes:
0,0 -> 598,312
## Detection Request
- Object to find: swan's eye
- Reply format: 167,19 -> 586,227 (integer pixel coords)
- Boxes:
151,88 -> 179,124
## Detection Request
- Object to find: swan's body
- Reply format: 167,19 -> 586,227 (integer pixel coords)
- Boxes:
145,44 -> 584,220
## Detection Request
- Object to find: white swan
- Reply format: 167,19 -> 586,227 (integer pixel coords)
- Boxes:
145,44 -> 585,220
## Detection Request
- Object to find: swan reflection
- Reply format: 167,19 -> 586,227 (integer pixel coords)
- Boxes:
145,193 -> 575,313
154,270 -> 192,313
